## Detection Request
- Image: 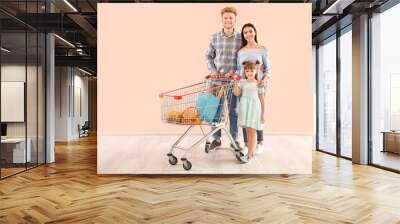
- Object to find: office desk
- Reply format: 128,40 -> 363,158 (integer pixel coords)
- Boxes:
1,138 -> 32,163
382,131 -> 400,154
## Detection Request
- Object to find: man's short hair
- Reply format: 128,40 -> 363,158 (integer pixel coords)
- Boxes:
221,6 -> 237,17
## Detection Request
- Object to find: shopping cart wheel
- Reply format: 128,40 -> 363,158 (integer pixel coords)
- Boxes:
235,151 -> 244,161
168,155 -> 178,165
183,160 -> 192,171
205,142 -> 211,153
209,139 -> 221,151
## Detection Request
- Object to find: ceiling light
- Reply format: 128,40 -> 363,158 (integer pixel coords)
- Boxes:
322,0 -> 354,15
1,47 -> 11,53
78,67 -> 93,76
63,0 -> 78,12
54,34 -> 75,48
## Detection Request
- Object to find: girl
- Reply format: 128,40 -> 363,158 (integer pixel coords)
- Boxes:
236,23 -> 271,156
233,61 -> 265,163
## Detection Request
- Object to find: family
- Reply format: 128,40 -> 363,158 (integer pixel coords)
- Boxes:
205,6 -> 271,163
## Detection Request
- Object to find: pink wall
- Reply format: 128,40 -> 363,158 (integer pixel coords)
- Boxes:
98,3 -> 312,135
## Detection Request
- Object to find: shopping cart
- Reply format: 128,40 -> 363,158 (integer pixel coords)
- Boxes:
158,75 -> 242,170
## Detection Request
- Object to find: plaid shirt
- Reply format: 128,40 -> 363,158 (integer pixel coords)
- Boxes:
206,29 -> 242,74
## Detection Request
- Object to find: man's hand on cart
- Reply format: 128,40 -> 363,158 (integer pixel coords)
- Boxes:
224,71 -> 234,78
206,72 -> 241,81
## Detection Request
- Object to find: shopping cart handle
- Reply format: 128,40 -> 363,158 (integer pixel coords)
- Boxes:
159,93 -> 183,100
232,74 -> 241,81
174,96 -> 182,100
205,74 -> 224,79
205,74 -> 241,80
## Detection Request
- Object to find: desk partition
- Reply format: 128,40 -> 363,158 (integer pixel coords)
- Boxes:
0,9 -> 46,179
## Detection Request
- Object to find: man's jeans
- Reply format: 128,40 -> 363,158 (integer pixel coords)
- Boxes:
212,90 -> 238,141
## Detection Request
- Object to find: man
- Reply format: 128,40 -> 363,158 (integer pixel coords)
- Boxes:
205,6 -> 242,150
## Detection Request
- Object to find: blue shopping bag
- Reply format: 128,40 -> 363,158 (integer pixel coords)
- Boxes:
196,93 -> 220,123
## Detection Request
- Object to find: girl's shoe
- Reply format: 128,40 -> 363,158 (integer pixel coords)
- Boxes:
241,146 -> 248,156
239,154 -> 253,163
256,143 -> 264,155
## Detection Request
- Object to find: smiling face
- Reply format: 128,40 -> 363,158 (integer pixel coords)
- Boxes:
244,67 -> 257,80
221,12 -> 236,30
243,26 -> 256,43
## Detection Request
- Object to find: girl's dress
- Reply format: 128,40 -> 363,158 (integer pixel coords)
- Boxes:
237,80 -> 264,130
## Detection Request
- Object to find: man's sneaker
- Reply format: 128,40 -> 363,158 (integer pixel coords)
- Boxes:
255,143 -> 264,155
210,139 -> 222,150
230,141 -> 243,150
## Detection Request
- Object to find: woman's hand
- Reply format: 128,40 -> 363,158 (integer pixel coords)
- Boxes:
258,79 -> 267,88
260,114 -> 265,124
261,64 -> 266,73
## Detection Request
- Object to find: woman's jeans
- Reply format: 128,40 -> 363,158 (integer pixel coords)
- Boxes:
242,128 -> 264,144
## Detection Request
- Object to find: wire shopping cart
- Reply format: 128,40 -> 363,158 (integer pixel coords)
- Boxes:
158,75 -> 242,171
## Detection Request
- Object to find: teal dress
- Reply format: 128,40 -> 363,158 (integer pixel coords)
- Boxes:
238,80 -> 264,130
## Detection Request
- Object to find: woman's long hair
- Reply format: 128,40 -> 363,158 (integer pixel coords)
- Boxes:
241,23 -> 258,48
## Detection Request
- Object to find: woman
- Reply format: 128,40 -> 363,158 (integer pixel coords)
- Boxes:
235,23 -> 271,156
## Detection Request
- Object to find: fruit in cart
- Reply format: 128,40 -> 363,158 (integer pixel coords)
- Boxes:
166,110 -> 177,122
193,117 -> 202,124
181,118 -> 189,125
185,116 -> 202,125
182,106 -> 198,120
167,110 -> 184,123
181,107 -> 201,125
176,114 -> 183,123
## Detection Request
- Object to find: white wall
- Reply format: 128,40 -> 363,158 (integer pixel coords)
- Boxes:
75,70 -> 89,138
1,65 -> 25,132
55,67 -> 89,141
70,72 -> 89,139
55,67 -> 70,141
1,65 -> 40,138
